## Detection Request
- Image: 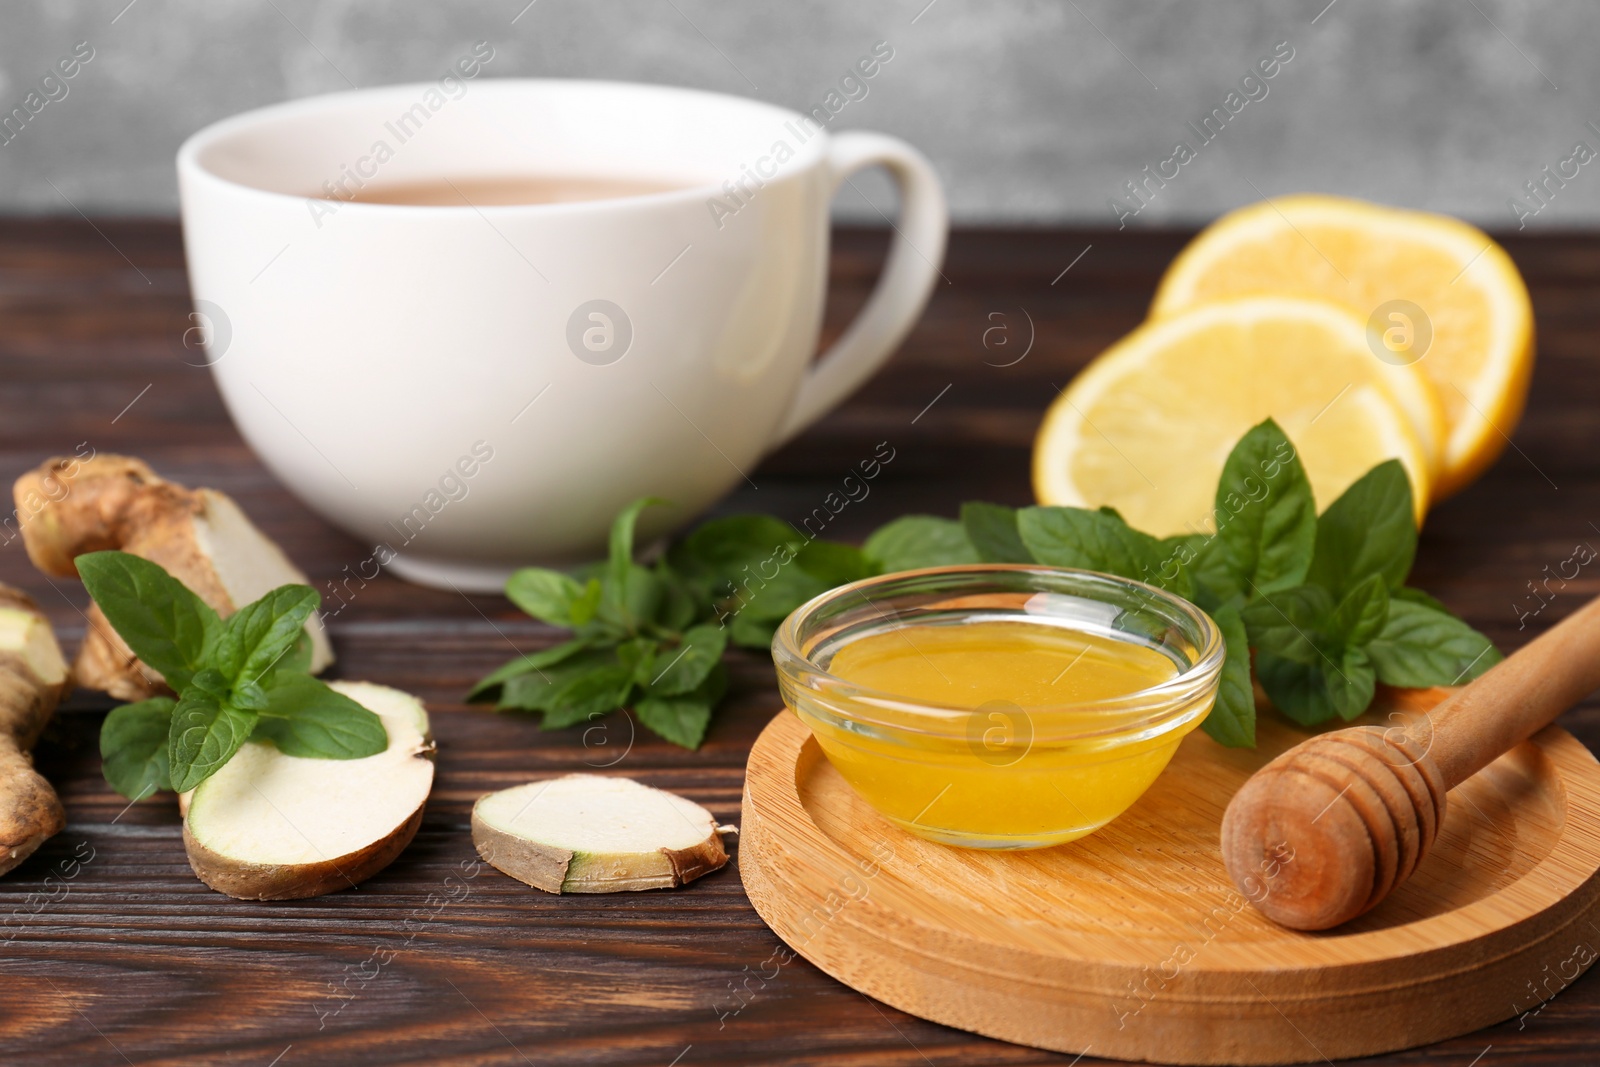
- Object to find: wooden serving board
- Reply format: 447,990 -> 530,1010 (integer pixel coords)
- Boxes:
740,694 -> 1600,1065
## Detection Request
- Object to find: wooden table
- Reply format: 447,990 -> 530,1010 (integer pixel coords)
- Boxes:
1,220 -> 1595,1066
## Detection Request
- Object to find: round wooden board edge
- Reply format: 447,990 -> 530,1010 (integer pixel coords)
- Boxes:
739,710 -> 1600,1065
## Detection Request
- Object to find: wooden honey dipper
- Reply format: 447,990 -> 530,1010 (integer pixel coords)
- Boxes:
1222,593 -> 1600,931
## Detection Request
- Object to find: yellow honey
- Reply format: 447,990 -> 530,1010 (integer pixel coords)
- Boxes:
805,619 -> 1200,849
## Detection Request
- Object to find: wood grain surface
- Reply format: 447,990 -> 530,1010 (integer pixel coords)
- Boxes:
743,704 -> 1600,1064
1,220 -> 1597,1066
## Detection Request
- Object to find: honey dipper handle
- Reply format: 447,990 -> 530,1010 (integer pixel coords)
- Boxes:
1427,593 -> 1600,787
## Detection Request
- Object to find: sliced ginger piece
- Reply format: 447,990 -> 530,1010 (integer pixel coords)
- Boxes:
0,587 -> 70,876
183,681 -> 434,900
472,774 -> 730,893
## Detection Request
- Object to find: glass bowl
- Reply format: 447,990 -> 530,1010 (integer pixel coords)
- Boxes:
771,564 -> 1224,850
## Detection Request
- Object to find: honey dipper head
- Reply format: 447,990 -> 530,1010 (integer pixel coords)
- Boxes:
1221,725 -> 1447,931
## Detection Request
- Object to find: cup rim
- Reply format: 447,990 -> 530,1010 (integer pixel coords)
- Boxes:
771,562 -> 1226,742
176,77 -> 828,215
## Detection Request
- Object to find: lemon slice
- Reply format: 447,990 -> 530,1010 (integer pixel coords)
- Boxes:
1033,296 -> 1432,537
1151,195 -> 1533,496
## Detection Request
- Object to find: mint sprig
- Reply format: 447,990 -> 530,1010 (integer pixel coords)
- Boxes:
472,419 -> 1500,749
77,551 -> 385,799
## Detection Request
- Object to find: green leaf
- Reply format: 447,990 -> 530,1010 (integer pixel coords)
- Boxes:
1017,507 -> 1176,591
75,551 -> 220,691
569,578 -> 603,626
1367,600 -> 1503,688
1307,461 -> 1417,598
211,585 -> 319,690
541,665 -> 634,730
665,514 -> 824,625
795,541 -> 872,587
634,664 -> 727,749
505,567 -> 585,627
863,516 -> 980,572
654,569 -> 700,631
100,698 -> 175,800
1191,419 -> 1316,605
626,563 -> 666,624
961,502 -> 1032,563
1238,585 -> 1336,666
729,614 -> 779,649
189,667 -> 231,699
616,637 -> 660,684
1158,533 -> 1210,606
467,639 -> 593,701
1202,606 -> 1255,748
277,631 -> 314,676
601,495 -> 675,630
669,514 -> 799,570
1256,646 -> 1376,726
1331,573 -> 1390,647
168,691 -> 257,792
732,547 -> 845,624
646,624 -> 728,696
497,648 -> 617,713
253,674 -> 388,759
607,497 -> 669,618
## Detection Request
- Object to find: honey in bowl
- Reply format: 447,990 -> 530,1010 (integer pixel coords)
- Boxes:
772,566 -> 1223,850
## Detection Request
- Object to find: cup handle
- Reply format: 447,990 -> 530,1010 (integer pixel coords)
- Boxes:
772,131 -> 948,445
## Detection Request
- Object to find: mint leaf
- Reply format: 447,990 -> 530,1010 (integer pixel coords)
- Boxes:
655,569 -> 699,631
729,614 -> 780,649
1018,507 -> 1181,593
168,691 -> 256,792
1331,573 -> 1389,647
616,637 -> 660,684
863,516 -> 980,572
1202,606 -> 1255,747
1156,533 -> 1209,604
506,567 -> 585,627
540,664 -> 634,730
601,495 -> 672,630
1367,600 -> 1502,688
497,650 -> 608,713
731,549 -> 845,624
646,624 -> 727,696
100,698 -> 175,800
610,496 -> 668,578
569,577 -> 603,626
468,639 -> 593,701
1256,645 -> 1376,725
1239,585 -> 1336,665
211,584 -> 319,690
1191,419 -> 1316,605
795,541 -> 872,587
277,631 -> 314,676
253,675 -> 388,759
76,550 -> 220,691
597,562 -> 664,635
668,515 -> 800,584
961,502 -> 1032,563
1307,461 -> 1416,598
634,663 -> 727,749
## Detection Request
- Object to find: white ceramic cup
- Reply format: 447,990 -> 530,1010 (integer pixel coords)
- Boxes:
177,78 -> 946,591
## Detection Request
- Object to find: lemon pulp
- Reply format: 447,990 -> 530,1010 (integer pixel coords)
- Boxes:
800,619 -> 1204,849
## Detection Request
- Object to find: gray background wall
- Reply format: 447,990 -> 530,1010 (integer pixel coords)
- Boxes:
0,0 -> 1595,229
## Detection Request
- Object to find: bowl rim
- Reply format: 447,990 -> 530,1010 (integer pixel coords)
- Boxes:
770,562 -> 1226,742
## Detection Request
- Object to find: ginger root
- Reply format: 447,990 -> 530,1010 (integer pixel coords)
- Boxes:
14,454 -> 333,701
0,586 -> 70,876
